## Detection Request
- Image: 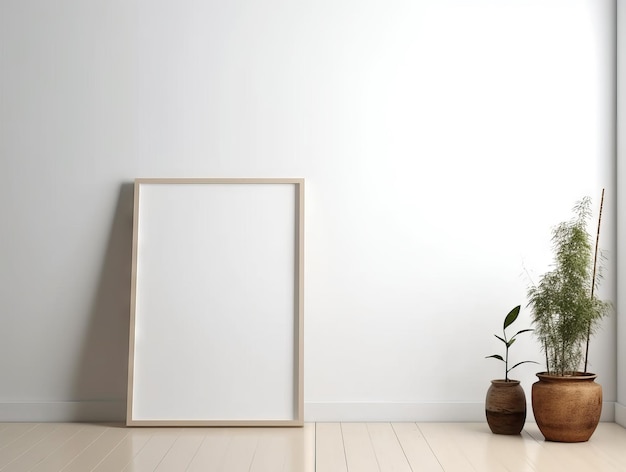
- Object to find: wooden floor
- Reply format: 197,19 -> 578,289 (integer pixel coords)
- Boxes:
0,422 -> 625,471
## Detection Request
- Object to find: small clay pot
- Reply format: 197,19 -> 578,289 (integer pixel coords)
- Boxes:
485,379 -> 526,435
532,372 -> 602,442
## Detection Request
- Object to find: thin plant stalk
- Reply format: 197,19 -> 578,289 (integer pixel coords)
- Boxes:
584,188 -> 604,373
486,305 -> 536,381
504,324 -> 510,381
505,331 -> 509,381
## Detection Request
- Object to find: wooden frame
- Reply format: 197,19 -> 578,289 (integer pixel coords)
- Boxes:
127,178 -> 304,426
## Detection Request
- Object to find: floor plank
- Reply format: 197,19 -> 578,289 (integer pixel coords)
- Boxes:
315,423 -> 347,472
153,429 -> 205,471
0,423 -> 58,469
392,423 -> 443,472
248,429 -> 288,472
185,428 -> 233,472
284,423 -> 315,472
582,423 -> 626,470
367,423 -> 411,472
1,424 -> 85,472
61,426 -> 129,472
0,424 -> 38,451
524,423 -> 624,472
446,423 -> 536,472
341,423 -> 379,472
28,424 -> 105,472
120,430 -> 180,472
0,422 -> 623,472
467,427 -> 541,472
216,428 -> 259,472
418,422 -> 483,471
91,429 -> 153,472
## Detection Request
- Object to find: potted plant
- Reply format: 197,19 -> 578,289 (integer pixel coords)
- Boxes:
527,192 -> 611,442
485,305 -> 536,434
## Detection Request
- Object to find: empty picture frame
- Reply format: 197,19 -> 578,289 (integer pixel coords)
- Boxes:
127,178 -> 304,426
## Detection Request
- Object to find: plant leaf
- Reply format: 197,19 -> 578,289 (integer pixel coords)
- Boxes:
512,329 -> 533,337
506,338 -> 516,348
494,335 -> 507,344
504,305 -> 521,330
486,355 -> 504,362
507,360 -> 539,372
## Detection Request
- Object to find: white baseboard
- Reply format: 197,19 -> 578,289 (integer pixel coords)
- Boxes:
616,402 -> 626,427
0,401 -> 126,422
305,402 -> 485,422
305,401 -> 617,423
0,400 -> 616,424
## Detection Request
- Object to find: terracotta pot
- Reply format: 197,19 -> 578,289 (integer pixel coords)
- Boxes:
531,372 -> 602,442
485,379 -> 526,435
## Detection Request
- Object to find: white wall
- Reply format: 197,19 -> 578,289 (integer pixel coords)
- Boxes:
0,0 -> 616,421
618,0 -> 626,428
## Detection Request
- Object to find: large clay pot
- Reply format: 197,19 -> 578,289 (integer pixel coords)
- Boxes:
531,372 -> 602,442
485,379 -> 526,435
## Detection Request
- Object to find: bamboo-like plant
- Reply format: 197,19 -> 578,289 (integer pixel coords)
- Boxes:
486,305 -> 536,381
527,194 -> 610,376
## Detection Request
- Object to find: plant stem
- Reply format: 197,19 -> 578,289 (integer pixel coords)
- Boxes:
505,329 -> 509,381
584,188 -> 604,373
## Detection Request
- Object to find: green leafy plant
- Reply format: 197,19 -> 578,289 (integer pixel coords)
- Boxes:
527,194 -> 611,376
486,305 -> 537,381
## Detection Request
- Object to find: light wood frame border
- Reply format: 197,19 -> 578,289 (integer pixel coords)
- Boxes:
127,178 -> 304,427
